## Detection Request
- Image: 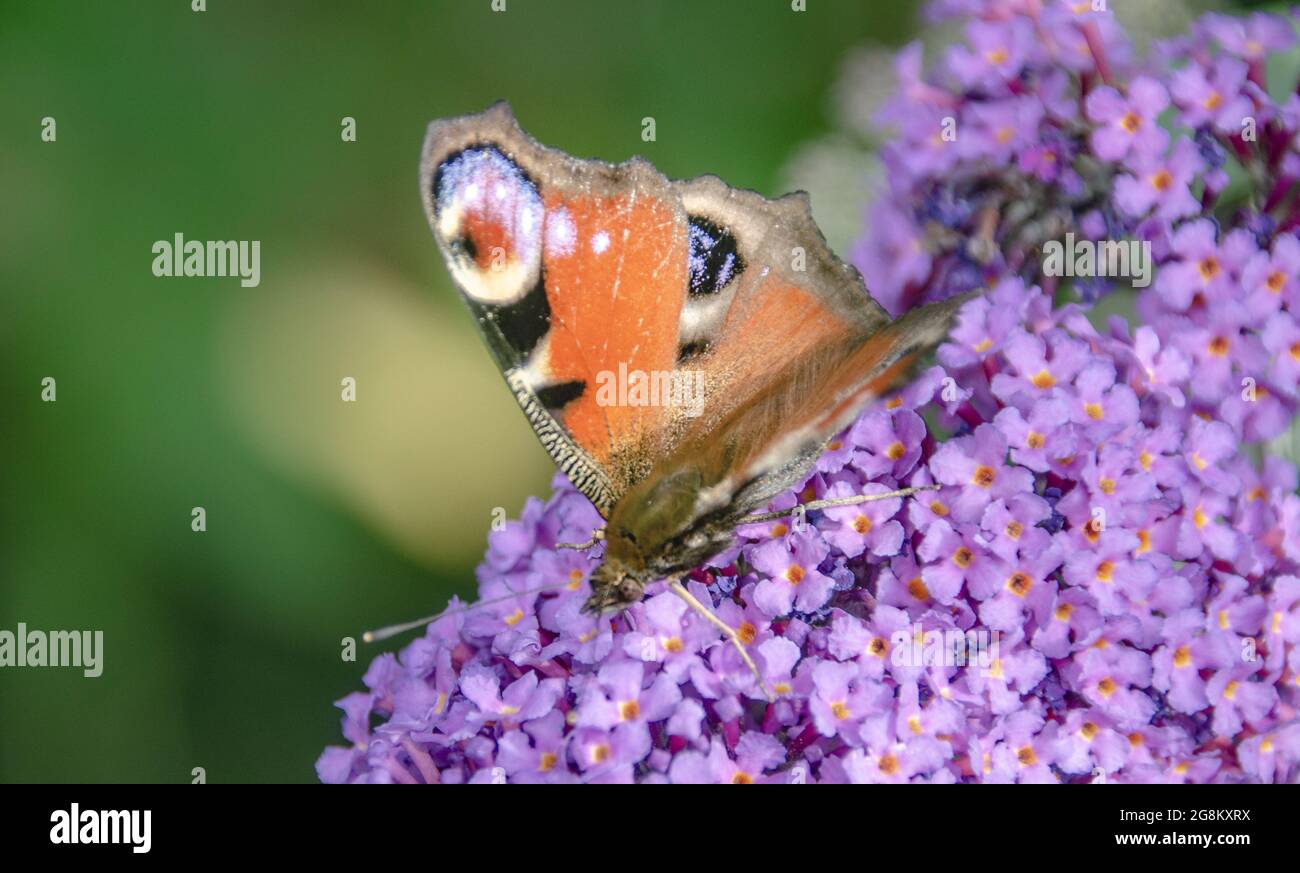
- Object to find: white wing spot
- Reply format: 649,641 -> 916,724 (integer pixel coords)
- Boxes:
545,206 -> 577,257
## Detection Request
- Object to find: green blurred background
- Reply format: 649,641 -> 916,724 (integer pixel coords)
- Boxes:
0,0 -> 1241,782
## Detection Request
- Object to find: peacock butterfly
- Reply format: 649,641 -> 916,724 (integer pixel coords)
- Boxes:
414,102 -> 969,691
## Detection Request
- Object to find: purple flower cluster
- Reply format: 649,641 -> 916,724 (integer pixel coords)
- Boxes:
858,2 -> 1300,448
320,2 -> 1300,783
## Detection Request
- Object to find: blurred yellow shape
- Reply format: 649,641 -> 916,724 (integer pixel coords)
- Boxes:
218,260 -> 554,568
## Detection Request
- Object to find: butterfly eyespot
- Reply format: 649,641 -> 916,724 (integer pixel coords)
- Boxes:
686,215 -> 744,295
432,145 -> 542,305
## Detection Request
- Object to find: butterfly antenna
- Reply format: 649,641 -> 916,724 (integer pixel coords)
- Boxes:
667,578 -> 774,703
361,580 -> 575,643
556,527 -> 605,550
735,483 -> 941,527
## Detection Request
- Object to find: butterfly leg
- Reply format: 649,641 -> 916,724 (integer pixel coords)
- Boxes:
667,578 -> 774,702
557,528 -> 606,550
735,484 -> 941,526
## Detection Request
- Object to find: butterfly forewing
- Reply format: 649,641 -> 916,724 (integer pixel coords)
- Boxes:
423,103 -> 695,516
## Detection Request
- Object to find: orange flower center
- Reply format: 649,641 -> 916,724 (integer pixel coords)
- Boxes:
1135,529 -> 1151,554
1006,572 -> 1032,597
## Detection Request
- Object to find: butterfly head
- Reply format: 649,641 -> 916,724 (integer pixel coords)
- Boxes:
582,557 -> 646,616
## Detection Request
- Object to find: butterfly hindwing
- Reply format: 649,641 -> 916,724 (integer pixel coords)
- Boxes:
663,175 -> 895,438
691,292 -> 969,523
